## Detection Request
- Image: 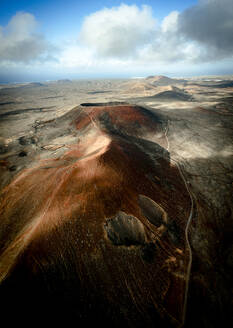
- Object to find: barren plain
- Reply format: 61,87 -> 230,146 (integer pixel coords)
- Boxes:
0,75 -> 232,327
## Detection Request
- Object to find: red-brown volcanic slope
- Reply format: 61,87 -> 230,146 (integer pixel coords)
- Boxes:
0,104 -> 190,327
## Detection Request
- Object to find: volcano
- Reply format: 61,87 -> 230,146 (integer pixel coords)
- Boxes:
0,103 -> 191,327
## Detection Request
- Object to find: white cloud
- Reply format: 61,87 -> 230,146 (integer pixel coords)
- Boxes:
59,45 -> 94,68
161,11 -> 179,33
74,4 -> 204,67
79,4 -> 156,58
0,12 -> 56,63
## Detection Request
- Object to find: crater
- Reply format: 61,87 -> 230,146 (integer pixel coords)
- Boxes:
19,136 -> 37,145
18,151 -> 27,157
80,102 -> 128,107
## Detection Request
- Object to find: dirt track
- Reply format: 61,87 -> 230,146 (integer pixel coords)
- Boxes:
165,120 -> 194,327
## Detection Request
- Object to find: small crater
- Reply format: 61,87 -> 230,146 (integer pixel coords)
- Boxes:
9,165 -> 17,171
104,211 -> 146,246
19,136 -> 38,145
19,136 -> 31,145
31,136 -> 38,144
18,151 -> 27,157
0,145 -> 7,154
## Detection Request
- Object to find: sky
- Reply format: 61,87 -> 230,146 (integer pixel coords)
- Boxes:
0,0 -> 233,82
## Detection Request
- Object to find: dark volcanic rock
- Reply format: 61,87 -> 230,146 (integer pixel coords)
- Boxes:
167,221 -> 182,246
140,242 -> 157,263
139,194 -> 167,227
104,211 -> 146,246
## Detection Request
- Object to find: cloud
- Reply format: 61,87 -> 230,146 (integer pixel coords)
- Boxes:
77,1 -> 233,65
161,11 -> 179,33
137,0 -> 233,65
77,4 -> 189,65
0,12 -> 56,63
178,0 -> 233,60
79,4 -> 156,58
135,11 -> 195,64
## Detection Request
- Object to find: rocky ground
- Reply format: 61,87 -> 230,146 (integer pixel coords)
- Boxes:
0,75 -> 232,327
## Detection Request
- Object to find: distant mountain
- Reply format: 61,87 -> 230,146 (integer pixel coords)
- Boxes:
123,80 -> 157,93
20,82 -> 45,88
135,86 -> 193,101
146,75 -> 187,86
57,79 -> 72,83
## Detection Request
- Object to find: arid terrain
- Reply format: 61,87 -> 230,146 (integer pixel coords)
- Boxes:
0,75 -> 232,327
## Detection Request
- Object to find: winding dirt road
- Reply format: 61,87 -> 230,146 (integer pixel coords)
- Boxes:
164,120 -> 194,327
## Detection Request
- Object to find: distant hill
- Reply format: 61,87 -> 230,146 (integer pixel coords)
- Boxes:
57,79 -> 72,83
146,75 -> 187,86
152,91 -> 191,101
192,81 -> 233,88
136,86 -> 193,101
123,80 -> 157,93
21,82 -> 45,88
